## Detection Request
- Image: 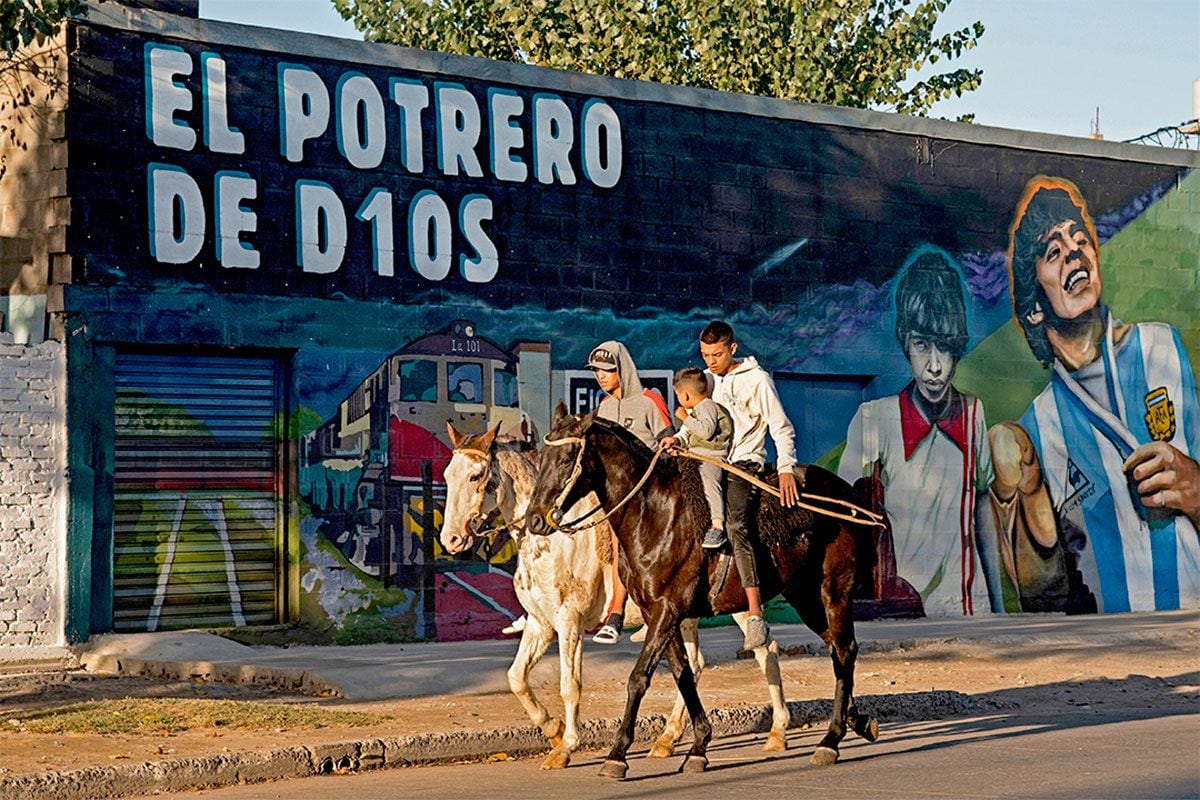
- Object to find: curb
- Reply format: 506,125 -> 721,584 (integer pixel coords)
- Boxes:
0,690 -> 1003,800
78,653 -> 343,698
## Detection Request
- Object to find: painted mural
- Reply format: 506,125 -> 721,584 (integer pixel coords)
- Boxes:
56,18 -> 1199,641
984,176 -> 1198,614
295,321 -> 532,641
837,247 -> 995,618
286,173 -> 1199,638
293,322 -> 683,641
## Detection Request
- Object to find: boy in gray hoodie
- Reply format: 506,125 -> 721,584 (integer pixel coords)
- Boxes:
586,340 -> 673,644
587,341 -> 673,450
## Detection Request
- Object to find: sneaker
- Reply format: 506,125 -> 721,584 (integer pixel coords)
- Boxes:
592,613 -> 624,645
742,615 -> 770,650
701,527 -> 728,550
501,614 -> 527,635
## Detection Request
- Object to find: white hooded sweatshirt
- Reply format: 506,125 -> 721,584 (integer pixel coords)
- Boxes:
708,356 -> 797,472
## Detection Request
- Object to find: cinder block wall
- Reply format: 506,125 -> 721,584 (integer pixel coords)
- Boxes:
0,334 -> 66,648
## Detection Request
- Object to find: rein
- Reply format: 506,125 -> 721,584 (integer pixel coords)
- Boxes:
542,429 -> 882,532
540,425 -> 885,533
541,433 -> 666,534
676,450 -> 885,527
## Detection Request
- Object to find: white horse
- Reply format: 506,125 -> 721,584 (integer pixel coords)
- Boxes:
439,422 -> 789,769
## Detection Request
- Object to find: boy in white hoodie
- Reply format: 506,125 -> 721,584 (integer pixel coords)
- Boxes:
698,321 -> 799,651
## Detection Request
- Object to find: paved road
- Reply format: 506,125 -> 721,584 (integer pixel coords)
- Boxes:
138,708 -> 1200,800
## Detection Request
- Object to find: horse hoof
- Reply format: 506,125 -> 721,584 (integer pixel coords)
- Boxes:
540,748 -> 570,770
763,729 -> 788,752
598,759 -> 628,780
648,738 -> 675,759
680,755 -> 708,774
857,716 -> 879,743
542,718 -> 565,748
811,746 -> 839,766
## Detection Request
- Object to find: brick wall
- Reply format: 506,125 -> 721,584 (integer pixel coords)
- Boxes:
0,28 -> 69,344
0,333 -> 66,649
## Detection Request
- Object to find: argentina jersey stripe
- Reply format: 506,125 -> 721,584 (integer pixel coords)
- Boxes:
1139,324 -> 1200,607
1047,380 -> 1135,611
1125,324 -> 1180,609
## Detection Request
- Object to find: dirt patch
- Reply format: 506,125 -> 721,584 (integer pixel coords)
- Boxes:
0,636 -> 1195,780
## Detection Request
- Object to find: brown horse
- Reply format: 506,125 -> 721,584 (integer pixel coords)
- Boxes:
439,423 -> 791,769
525,408 -> 879,779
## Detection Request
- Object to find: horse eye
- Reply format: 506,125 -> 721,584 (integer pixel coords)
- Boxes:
469,472 -> 484,483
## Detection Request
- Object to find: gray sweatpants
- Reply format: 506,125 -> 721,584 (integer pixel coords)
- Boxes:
696,456 -> 726,529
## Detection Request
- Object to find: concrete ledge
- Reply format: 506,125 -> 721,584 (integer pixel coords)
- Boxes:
79,652 -> 343,697
0,690 -> 997,800
0,647 -> 78,675
74,613 -> 1200,702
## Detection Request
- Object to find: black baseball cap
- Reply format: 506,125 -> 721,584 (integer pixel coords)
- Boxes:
586,346 -> 618,371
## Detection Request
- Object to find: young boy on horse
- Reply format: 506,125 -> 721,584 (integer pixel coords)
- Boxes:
698,321 -> 800,651
586,340 -> 674,644
661,367 -> 735,550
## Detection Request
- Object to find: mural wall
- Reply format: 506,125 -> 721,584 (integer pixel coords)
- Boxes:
58,10 -> 1198,640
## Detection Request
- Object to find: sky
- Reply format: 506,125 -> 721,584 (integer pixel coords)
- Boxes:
198,0 -> 1199,144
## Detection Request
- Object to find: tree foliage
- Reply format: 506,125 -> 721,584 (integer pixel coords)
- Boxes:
1,0 -> 88,55
332,0 -> 983,118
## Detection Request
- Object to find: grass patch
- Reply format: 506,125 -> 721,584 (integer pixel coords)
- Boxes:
2,699 -> 388,735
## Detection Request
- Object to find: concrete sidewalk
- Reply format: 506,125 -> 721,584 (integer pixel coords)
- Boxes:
79,609 -> 1200,700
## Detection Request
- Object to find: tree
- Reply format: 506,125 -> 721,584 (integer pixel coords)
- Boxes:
331,0 -> 983,119
1,0 -> 87,55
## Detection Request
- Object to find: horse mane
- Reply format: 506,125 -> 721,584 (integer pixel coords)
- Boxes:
456,431 -> 535,460
583,417 -> 872,556
456,431 -> 538,495
752,463 -> 873,552
586,418 -> 709,545
495,435 -> 537,456
586,417 -> 652,459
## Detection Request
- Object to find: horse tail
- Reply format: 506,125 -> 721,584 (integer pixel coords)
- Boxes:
846,472 -> 880,597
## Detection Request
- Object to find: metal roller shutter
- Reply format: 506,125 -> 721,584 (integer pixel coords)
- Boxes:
112,353 -> 283,632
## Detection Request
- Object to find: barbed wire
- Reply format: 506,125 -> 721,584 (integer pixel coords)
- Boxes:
1122,119 -> 1199,149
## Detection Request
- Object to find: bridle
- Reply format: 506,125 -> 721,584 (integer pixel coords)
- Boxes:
540,434 -> 590,531
540,429 -> 665,534
450,447 -> 519,542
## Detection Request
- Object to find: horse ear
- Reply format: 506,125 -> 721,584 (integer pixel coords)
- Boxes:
479,423 -> 500,451
552,400 -> 569,426
446,420 -> 464,448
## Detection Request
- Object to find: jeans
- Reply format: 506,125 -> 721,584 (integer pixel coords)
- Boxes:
726,460 -> 762,588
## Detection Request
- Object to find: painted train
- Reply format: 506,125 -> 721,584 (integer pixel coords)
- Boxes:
300,321 -> 547,587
